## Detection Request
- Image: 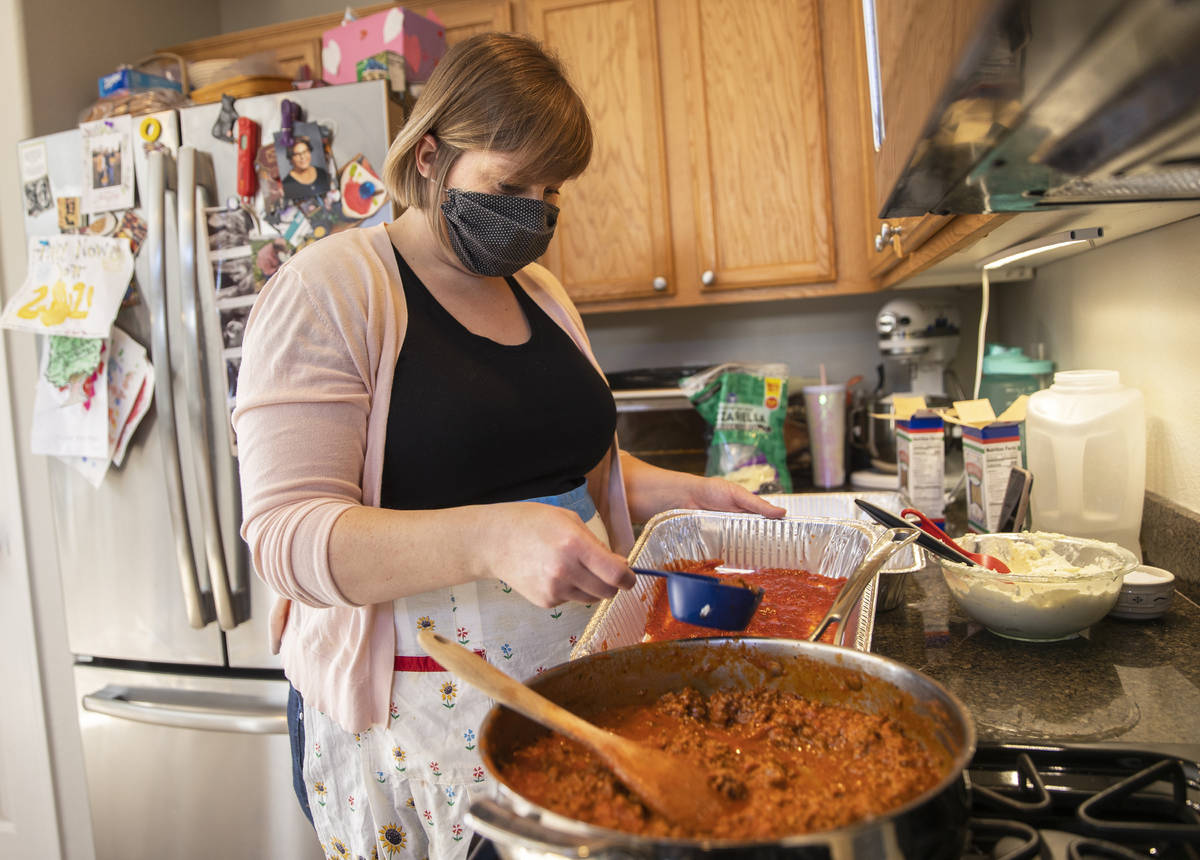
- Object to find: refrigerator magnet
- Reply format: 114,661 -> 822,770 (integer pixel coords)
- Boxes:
211,94 -> 238,142
205,207 -> 255,256
58,326 -> 154,486
254,143 -> 285,220
31,335 -> 109,459
138,116 -> 162,143
250,237 -> 292,291
216,296 -> 256,351
115,210 -> 147,256
212,255 -> 255,300
274,121 -> 332,202
80,116 -> 135,216
19,141 -> 53,219
339,155 -> 387,220
57,197 -> 83,232
1,234 -> 133,338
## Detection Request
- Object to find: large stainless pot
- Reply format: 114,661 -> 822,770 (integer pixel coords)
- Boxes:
468,638 -> 976,859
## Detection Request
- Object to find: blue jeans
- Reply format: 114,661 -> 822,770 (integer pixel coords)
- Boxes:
287,683 -> 315,827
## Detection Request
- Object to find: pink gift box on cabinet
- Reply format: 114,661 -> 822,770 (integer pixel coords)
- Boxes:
322,6 -> 446,86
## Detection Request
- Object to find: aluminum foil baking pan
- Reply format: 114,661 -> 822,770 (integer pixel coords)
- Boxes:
573,511 -> 882,660
760,492 -> 928,575
760,493 -> 930,612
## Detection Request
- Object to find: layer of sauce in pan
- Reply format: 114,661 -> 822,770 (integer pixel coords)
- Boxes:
645,559 -> 846,643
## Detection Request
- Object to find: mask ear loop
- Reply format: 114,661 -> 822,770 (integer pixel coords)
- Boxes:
427,143 -> 463,256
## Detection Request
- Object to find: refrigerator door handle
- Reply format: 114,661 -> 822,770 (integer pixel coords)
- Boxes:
193,179 -> 251,629
144,150 -> 211,629
176,146 -> 238,631
82,685 -> 287,734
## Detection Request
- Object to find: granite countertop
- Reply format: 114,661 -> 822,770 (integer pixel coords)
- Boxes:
871,564 -> 1200,747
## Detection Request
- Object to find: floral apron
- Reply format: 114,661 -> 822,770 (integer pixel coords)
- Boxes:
302,483 -> 607,860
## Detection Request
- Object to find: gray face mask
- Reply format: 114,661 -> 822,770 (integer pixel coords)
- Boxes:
440,187 -> 559,277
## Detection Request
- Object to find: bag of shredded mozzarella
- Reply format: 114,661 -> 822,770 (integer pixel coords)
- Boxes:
680,362 -> 792,494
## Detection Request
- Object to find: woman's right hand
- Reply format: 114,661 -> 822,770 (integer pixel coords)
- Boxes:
482,502 -> 636,608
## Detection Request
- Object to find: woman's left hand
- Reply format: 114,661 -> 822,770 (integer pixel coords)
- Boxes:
619,452 -> 787,522
682,473 -> 788,518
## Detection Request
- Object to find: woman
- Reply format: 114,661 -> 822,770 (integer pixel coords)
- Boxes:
234,32 -> 783,860
281,136 -> 330,199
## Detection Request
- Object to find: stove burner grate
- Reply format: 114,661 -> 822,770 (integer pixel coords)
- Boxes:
966,743 -> 1200,860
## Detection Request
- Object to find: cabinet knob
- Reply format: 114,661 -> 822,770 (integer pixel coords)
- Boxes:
652,276 -> 668,291
874,222 -> 903,253
701,270 -> 715,286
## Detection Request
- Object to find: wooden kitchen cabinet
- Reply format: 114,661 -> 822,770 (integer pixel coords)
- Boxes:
670,0 -> 835,293
855,0 -> 1008,285
523,0 -> 674,303
424,0 -> 514,44
163,1 -> 514,81
526,0 -> 842,309
166,0 -> 985,308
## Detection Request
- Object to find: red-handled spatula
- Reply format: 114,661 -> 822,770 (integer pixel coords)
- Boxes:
900,508 -> 1011,573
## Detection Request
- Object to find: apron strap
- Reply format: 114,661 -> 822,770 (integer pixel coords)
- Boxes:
394,648 -> 486,672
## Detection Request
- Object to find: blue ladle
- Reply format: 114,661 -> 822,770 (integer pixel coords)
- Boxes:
631,566 -> 764,631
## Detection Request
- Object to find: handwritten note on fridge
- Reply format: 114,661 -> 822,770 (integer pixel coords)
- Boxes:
0,234 -> 133,337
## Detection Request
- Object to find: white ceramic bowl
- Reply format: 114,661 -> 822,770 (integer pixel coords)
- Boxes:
940,533 -> 1138,642
1108,564 -> 1175,620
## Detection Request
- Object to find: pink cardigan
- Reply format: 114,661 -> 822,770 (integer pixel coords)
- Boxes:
232,224 -> 635,732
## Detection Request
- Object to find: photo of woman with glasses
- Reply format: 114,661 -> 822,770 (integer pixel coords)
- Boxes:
280,135 -> 330,200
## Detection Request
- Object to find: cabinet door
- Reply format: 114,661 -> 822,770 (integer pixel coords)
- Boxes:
868,0 -> 992,217
426,0 -> 514,45
525,0 -> 675,302
857,0 -> 1000,282
671,0 -> 835,292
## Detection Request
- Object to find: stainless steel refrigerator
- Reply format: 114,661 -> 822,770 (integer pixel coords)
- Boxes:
18,80 -> 397,860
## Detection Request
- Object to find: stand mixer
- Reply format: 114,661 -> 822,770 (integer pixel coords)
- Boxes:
852,299 -> 966,485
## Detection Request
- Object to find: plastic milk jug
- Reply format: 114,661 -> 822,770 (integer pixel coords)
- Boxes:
1025,370 -> 1145,557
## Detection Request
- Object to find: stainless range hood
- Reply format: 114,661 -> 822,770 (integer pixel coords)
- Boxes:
883,0 -> 1200,216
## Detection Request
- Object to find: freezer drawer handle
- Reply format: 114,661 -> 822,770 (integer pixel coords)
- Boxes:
82,685 -> 287,734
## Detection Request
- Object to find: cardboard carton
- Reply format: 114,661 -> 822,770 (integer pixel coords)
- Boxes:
941,397 -> 1029,532
897,409 -> 946,528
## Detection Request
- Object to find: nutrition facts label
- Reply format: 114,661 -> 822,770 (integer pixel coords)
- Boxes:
898,414 -> 946,523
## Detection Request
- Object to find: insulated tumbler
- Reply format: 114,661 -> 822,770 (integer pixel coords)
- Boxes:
803,383 -> 847,487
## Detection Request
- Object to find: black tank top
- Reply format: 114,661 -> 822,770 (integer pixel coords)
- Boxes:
379,248 -> 616,510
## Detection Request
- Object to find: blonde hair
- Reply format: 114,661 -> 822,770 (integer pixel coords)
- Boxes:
382,33 -> 592,245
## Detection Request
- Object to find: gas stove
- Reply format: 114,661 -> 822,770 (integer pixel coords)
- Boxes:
467,742 -> 1200,859
963,742 -> 1200,859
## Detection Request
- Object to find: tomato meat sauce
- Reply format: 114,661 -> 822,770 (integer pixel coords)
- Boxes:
496,563 -> 948,840
644,559 -> 847,644
498,685 -> 947,840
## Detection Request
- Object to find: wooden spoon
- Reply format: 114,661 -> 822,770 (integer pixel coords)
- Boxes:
417,630 -> 725,829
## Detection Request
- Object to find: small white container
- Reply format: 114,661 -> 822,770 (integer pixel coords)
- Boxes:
1108,564 -> 1175,620
1026,370 -> 1145,558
